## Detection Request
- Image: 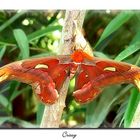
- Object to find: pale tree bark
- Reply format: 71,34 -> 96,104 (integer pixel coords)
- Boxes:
40,10 -> 86,128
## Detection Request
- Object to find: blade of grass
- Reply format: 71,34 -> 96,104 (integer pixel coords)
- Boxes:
0,94 -> 12,113
93,51 -> 109,58
8,81 -> 20,100
0,45 -> 6,60
37,103 -> 45,125
113,97 -> 129,127
0,87 -> 10,95
9,86 -> 31,101
86,84 -> 133,128
31,52 -> 55,58
13,29 -> 30,59
0,10 -> 26,32
0,41 -> 15,47
85,100 -> 97,127
135,55 -> 140,66
0,117 -> 11,125
10,117 -> 37,128
95,32 -> 117,51
124,88 -> 140,128
86,85 -> 121,127
0,116 -> 37,128
95,11 -> 134,48
27,25 -> 62,42
130,31 -> 140,45
115,42 -> 140,61
0,94 -> 9,108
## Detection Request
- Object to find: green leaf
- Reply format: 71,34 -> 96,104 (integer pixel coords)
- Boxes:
0,41 -> 15,47
0,11 -> 26,32
0,45 -> 6,60
95,11 -> 134,48
13,29 -> 30,59
115,42 -> 140,61
0,117 -> 11,125
10,117 -> 37,128
130,31 -> 140,45
85,100 -> 97,127
0,94 -> 9,108
113,97 -> 129,127
93,51 -> 109,59
27,25 -> 62,42
9,86 -> 31,101
8,81 -> 31,101
86,85 -> 122,128
31,52 -> 54,58
95,32 -> 117,51
0,116 -> 37,128
86,84 -> 132,128
124,88 -> 140,128
0,87 -> 10,95
8,81 -> 20,100
37,103 -> 45,125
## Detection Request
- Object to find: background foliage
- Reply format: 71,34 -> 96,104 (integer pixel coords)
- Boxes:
0,10 -> 140,128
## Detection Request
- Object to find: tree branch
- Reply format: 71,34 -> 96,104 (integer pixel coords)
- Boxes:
40,10 -> 86,128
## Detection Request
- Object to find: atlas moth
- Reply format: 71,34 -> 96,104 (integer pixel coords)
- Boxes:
0,49 -> 140,104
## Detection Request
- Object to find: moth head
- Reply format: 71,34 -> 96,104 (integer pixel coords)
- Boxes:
71,49 -> 94,63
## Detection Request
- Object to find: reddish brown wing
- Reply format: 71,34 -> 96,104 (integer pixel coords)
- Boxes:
74,57 -> 140,103
0,56 -> 71,104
